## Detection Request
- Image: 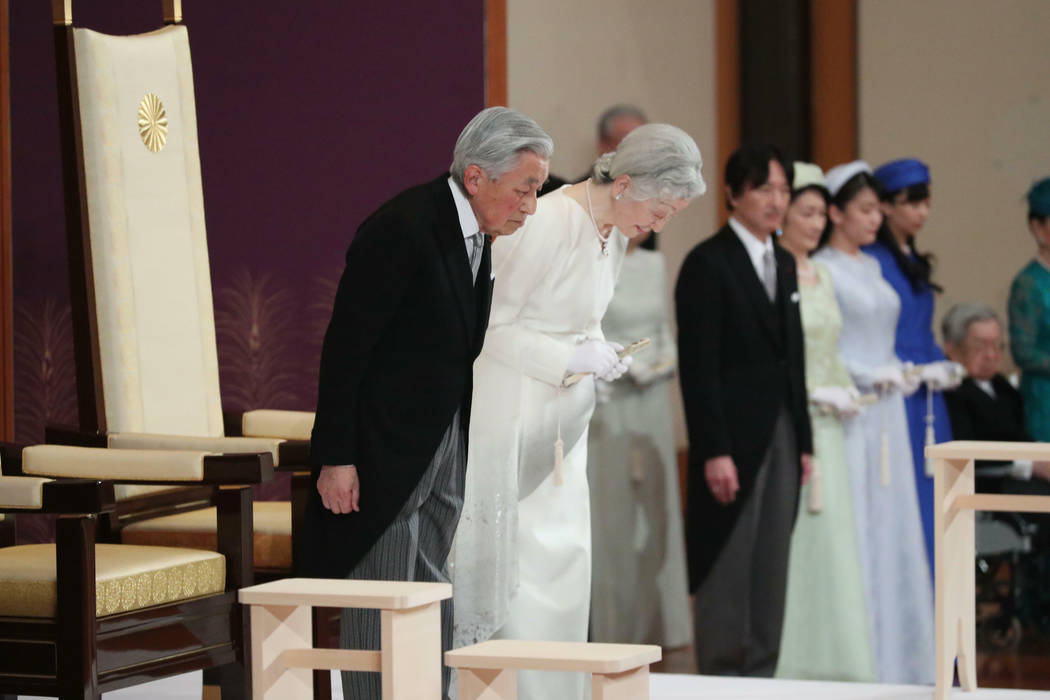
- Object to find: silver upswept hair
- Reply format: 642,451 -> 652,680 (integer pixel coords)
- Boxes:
591,123 -> 706,201
450,107 -> 553,188
941,302 -> 1000,346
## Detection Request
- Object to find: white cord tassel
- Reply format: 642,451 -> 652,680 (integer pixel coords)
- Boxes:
924,386 -> 936,478
880,426 -> 891,487
553,386 -> 565,487
807,456 -> 824,514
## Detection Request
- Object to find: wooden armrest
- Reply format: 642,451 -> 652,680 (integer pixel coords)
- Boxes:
22,445 -> 274,486
276,440 -> 310,471
0,476 -> 114,515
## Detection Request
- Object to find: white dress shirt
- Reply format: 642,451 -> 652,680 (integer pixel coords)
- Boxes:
448,177 -> 481,257
728,216 -> 775,282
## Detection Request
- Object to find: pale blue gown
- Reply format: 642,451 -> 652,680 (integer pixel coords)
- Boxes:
811,246 -> 934,684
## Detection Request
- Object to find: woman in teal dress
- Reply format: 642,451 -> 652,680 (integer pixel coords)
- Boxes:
1009,177 -> 1050,442
775,162 -> 875,681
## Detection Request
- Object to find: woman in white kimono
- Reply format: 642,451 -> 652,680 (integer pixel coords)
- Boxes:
586,231 -> 692,649
812,161 -> 934,684
451,124 -> 706,700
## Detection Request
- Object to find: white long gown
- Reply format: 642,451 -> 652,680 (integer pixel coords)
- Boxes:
451,186 -> 625,700
811,246 -> 934,684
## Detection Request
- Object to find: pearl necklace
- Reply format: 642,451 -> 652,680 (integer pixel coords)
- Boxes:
585,180 -> 611,258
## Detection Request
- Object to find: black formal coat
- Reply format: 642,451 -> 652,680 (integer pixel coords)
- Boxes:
674,224 -> 812,592
302,174 -> 492,579
944,375 -> 1031,492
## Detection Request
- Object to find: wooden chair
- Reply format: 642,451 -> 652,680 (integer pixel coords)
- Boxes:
0,441 -> 271,700
927,440 -> 1050,700
446,640 -> 661,700
239,578 -> 452,699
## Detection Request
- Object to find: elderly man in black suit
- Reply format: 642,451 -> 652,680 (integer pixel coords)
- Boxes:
675,143 -> 813,677
304,106 -> 552,700
942,303 -> 1050,497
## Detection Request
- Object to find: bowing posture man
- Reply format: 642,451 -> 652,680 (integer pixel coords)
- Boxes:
304,107 -> 552,700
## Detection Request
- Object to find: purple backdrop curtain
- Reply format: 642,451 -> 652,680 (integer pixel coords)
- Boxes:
9,1 -> 484,540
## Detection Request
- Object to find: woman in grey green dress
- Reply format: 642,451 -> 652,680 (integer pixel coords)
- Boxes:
775,162 -> 875,681
587,231 -> 692,648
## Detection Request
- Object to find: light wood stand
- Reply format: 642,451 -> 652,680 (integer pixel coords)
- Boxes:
239,578 -> 451,700
446,640 -> 661,699
927,441 -> 1050,700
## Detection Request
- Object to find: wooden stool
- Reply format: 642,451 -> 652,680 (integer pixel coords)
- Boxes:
446,640 -> 661,699
927,441 -> 1050,700
239,577 -> 451,699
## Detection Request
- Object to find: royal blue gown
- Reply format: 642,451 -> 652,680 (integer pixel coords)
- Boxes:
863,242 -> 951,582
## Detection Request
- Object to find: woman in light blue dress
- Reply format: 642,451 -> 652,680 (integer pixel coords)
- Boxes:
864,158 -> 956,582
812,161 -> 933,684
1009,177 -> 1050,442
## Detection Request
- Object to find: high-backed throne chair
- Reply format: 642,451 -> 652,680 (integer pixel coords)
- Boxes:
48,0 -> 316,580
0,440 -> 271,700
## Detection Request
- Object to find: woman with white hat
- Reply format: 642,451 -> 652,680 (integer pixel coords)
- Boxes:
775,162 -> 875,681
812,161 -> 934,684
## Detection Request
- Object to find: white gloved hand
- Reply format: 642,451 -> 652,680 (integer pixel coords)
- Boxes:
566,339 -> 620,378
809,385 -> 862,418
598,342 -> 631,382
872,364 -> 904,392
920,361 -> 966,391
898,362 -> 922,396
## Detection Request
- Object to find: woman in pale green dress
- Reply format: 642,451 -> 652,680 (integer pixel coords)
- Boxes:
775,163 -> 875,681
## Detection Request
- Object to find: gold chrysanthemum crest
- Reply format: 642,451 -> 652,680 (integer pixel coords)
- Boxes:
137,93 -> 168,153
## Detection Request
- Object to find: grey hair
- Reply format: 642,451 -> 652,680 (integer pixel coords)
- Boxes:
591,123 -> 707,201
597,104 -> 648,141
941,302 -> 1001,345
450,107 -> 553,188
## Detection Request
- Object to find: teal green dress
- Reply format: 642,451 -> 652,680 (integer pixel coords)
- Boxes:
776,262 -> 876,682
1008,259 -> 1050,442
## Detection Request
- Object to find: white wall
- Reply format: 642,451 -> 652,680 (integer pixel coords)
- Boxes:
858,0 -> 1050,358
507,0 -> 718,447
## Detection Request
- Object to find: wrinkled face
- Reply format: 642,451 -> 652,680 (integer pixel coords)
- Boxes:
955,318 -> 1003,381
882,191 -> 931,237
781,190 -> 827,254
612,188 -> 690,239
727,160 -> 790,236
465,152 -> 549,237
832,186 -> 882,247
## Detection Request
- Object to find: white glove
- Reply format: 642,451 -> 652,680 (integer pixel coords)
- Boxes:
809,385 -> 862,418
920,361 -> 966,391
872,364 -> 904,392
898,362 -> 922,396
599,342 -> 631,382
566,340 -> 629,381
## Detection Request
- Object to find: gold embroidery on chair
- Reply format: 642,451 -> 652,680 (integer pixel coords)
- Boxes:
137,93 -> 168,153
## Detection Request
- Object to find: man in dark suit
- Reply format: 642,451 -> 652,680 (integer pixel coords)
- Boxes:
675,143 -> 813,676
304,107 -> 552,700
942,303 -> 1050,501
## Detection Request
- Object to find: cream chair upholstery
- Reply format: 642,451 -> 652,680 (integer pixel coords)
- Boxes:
0,439 -> 269,700
58,21 -> 316,578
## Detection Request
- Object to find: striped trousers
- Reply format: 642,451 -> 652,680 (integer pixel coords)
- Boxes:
341,411 -> 467,700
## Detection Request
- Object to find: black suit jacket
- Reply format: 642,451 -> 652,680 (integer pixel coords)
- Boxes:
303,174 -> 492,578
675,224 -> 812,591
944,375 -> 1031,492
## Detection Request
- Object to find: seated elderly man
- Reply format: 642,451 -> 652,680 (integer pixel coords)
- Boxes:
942,303 -> 1050,500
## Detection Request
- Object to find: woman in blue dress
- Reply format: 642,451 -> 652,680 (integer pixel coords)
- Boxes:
1009,177 -> 1050,442
863,158 -> 960,582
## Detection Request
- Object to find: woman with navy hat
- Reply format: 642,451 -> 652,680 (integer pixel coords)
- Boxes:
1009,177 -> 1050,442
865,158 -> 961,584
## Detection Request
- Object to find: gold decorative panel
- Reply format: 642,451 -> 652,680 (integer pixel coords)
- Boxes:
137,93 -> 168,153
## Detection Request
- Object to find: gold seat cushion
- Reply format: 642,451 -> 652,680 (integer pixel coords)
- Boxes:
0,544 -> 225,618
121,501 -> 291,570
